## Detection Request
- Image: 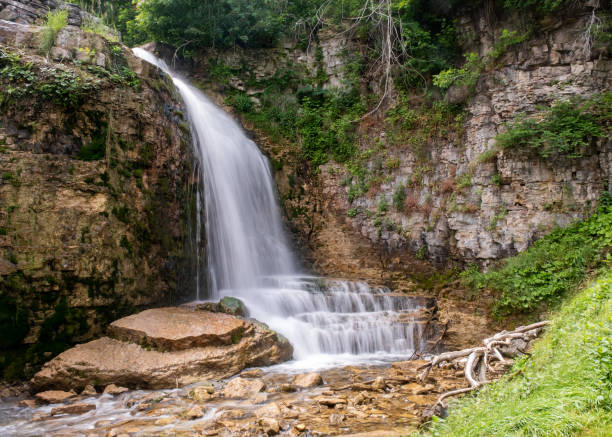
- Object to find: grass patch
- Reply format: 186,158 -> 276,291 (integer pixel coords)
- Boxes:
461,193 -> 612,315
40,9 -> 69,55
423,268 -> 612,436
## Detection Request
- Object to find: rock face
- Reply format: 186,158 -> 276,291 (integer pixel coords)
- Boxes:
30,308 -> 293,391
0,1 -> 203,379
108,307 -> 246,351
175,2 -> 610,272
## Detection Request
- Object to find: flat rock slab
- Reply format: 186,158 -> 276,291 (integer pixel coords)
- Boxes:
31,319 -> 292,391
108,307 -> 246,351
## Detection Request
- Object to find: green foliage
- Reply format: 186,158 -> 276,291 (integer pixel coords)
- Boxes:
496,93 -> 611,159
434,28 -> 528,92
424,269 -> 612,436
40,9 -> 68,55
77,116 -> 107,161
393,184 -> 407,211
0,47 -> 100,109
462,194 -> 612,315
503,0 -> 569,13
134,0 -> 319,50
487,207 -> 508,230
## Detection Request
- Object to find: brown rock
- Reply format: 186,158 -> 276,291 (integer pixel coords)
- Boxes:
223,377 -> 265,399
372,376 -> 386,391
240,368 -> 264,378
329,413 -> 345,425
314,396 -> 347,407
280,383 -> 297,392
190,386 -> 212,401
31,319 -> 292,391
295,423 -> 306,432
81,385 -> 97,396
103,384 -> 129,396
259,417 -> 279,435
34,390 -> 76,404
51,403 -> 96,416
154,416 -> 176,426
108,307 -> 246,351
292,372 -> 323,388
255,402 -> 281,418
185,405 -> 204,419
18,399 -> 37,408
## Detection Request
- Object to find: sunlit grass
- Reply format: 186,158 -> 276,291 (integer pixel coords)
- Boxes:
421,270 -> 612,436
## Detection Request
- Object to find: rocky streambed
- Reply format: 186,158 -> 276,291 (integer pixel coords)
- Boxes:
1,358 -> 473,436
0,296 -> 478,436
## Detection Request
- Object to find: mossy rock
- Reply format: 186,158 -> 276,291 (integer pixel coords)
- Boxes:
218,297 -> 248,317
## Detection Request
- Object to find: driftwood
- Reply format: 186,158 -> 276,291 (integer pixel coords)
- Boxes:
420,321 -> 549,419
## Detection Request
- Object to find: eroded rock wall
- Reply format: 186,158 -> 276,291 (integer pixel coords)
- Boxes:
179,2 -> 610,273
0,5 -> 201,378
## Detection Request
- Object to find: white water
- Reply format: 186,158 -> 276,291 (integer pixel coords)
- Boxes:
133,49 -> 428,362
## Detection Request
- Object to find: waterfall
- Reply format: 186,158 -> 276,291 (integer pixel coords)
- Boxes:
133,49 -> 429,363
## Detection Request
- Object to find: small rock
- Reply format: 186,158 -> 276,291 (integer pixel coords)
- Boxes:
295,423 -> 306,432
280,384 -> 297,393
190,386 -> 212,401
35,390 -> 76,404
103,384 -> 129,396
314,396 -> 347,407
18,399 -> 37,408
259,417 -> 279,435
292,373 -> 323,388
414,384 -> 435,395
81,385 -> 97,396
372,376 -> 386,391
240,368 -> 263,378
329,413 -> 345,425
223,377 -> 265,399
255,402 -> 281,418
51,403 -> 96,416
186,405 -> 204,419
154,416 -> 176,426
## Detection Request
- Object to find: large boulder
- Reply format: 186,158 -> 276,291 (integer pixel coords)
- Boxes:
30,309 -> 293,391
108,307 -> 246,351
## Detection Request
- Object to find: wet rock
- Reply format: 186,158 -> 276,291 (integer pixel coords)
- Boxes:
50,403 -> 96,416
223,377 -> 265,399
295,423 -> 306,432
190,386 -> 213,401
34,390 -> 76,404
186,405 -> 205,419
314,396 -> 347,407
329,413 -> 345,425
280,384 -> 297,392
18,399 -> 37,408
195,297 -> 248,317
241,368 -> 264,378
154,416 -> 176,426
108,307 -> 247,351
259,417 -> 279,435
31,315 -> 292,391
81,385 -> 97,396
255,402 -> 281,418
292,373 -> 323,388
103,384 -> 129,396
372,376 -> 386,391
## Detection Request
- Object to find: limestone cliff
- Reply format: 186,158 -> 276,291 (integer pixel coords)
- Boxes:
169,1 -> 610,276
0,2 -> 201,378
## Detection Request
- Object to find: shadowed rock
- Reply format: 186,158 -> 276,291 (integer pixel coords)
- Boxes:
31,309 -> 293,391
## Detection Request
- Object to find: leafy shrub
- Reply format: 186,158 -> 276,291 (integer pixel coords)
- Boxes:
40,9 -> 69,55
496,93 -> 611,159
461,193 -> 612,315
393,185 -> 407,211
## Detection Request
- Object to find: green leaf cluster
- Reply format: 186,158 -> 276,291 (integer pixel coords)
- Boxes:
461,193 -> 612,315
496,92 -> 611,159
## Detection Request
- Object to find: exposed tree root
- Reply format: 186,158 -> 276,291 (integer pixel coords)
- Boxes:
420,321 -> 549,420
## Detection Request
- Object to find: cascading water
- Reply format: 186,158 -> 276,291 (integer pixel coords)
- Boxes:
133,49 -> 429,364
